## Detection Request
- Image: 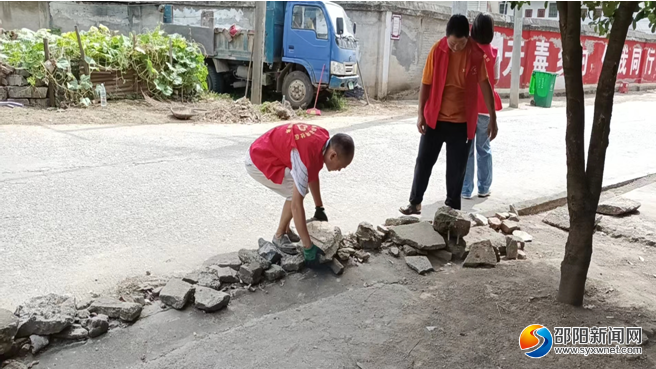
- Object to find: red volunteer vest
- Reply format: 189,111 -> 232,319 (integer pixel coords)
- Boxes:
424,37 -> 484,140
476,43 -> 503,114
249,123 -> 329,184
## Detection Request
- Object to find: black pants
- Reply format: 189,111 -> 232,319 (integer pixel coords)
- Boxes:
409,121 -> 472,210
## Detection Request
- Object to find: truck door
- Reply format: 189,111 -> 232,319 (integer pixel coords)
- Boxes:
284,3 -> 331,84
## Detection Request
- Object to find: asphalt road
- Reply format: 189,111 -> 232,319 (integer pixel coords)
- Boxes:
2,92 -> 656,309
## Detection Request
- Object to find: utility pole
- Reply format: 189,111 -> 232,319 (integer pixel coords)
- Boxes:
251,2 -> 266,105
509,4 -> 523,108
451,1 -> 468,15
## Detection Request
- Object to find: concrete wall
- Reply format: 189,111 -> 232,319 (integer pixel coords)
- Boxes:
0,2 -> 50,30
49,2 -> 161,34
0,1 -> 161,34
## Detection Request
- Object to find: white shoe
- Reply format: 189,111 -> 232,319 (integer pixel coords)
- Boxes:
462,194 -> 473,199
478,191 -> 492,198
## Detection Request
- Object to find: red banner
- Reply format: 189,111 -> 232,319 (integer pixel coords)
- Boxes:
492,27 -> 656,89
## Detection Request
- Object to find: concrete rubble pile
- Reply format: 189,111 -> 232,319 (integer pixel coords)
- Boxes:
0,64 -> 49,108
382,205 -> 533,274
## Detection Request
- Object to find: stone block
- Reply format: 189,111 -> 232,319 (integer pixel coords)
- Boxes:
194,286 -> 230,313
405,256 -> 434,274
159,279 -> 194,310
390,221 -> 447,251
308,221 -> 343,260
463,240 -> 497,268
88,297 -> 142,322
14,294 -> 76,337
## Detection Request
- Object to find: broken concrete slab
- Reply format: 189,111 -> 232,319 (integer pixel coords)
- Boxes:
197,270 -> 222,291
495,212 -> 510,220
281,254 -> 305,272
238,249 -> 271,271
307,221 -> 343,260
488,217 -> 502,230
500,220 -> 520,235
329,259 -> 345,275
463,240 -> 497,268
336,248 -> 353,261
596,215 -> 656,246
434,249 -> 452,263
1,308 -> 19,355
88,297 -> 142,322
433,206 -> 470,238
384,215 -> 420,226
470,213 -> 488,226
389,221 -> 447,251
159,279 -> 194,310
30,335 -> 49,354
205,254 -> 242,271
388,246 -> 400,258
194,287 -> 231,313
446,237 -> 467,261
356,222 -> 383,250
14,294 -> 76,337
506,237 -> 519,260
543,207 -> 602,232
263,264 -> 286,282
510,204 -> 518,215
401,245 -> 417,256
258,238 -> 283,264
182,270 -> 200,285
238,263 -> 263,285
404,256 -> 434,275
512,230 -> 533,242
75,297 -> 93,310
518,250 -> 528,260
508,213 -> 520,222
354,250 -> 371,262
209,266 -> 240,284
597,197 -> 641,216
466,226 -> 507,251
53,324 -> 88,340
85,315 -> 109,338
377,225 -> 390,237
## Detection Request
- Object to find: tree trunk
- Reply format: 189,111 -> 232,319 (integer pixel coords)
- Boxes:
557,1 -> 589,306
557,2 -> 639,306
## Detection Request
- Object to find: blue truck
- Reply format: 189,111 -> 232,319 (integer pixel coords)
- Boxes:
164,1 -> 360,108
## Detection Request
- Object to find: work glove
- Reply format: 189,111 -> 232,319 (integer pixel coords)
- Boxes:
303,244 -> 325,268
313,206 -> 328,222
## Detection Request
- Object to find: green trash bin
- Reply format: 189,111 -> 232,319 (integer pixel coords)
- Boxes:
529,71 -> 557,108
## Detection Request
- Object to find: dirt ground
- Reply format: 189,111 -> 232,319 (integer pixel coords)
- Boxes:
0,97 -> 418,126
24,211 -> 656,369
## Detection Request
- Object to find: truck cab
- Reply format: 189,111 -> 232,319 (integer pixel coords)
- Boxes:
189,1 -> 359,109
280,1 -> 359,107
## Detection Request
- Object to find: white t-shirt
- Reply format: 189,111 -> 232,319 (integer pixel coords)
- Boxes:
290,148 -> 308,197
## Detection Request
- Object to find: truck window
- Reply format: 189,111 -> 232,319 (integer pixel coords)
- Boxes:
291,5 -> 328,40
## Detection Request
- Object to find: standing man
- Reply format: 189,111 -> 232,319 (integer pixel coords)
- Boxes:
399,14 -> 498,215
462,13 -> 503,200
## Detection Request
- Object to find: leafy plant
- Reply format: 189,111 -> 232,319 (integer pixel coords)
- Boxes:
0,25 -> 208,105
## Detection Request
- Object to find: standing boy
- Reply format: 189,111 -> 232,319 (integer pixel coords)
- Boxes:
246,123 -> 355,265
399,14 -> 498,214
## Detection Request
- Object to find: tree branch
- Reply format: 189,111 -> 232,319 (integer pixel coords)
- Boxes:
586,1 -> 639,204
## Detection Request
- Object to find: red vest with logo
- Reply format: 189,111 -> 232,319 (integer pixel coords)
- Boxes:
249,123 -> 329,184
476,43 -> 503,114
424,37 -> 484,140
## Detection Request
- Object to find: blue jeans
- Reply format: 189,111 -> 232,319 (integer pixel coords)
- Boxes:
462,114 -> 493,197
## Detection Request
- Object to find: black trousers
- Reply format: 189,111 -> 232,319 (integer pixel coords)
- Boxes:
409,121 -> 472,210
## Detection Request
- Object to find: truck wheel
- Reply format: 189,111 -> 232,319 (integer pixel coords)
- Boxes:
283,71 -> 314,109
206,64 -> 228,94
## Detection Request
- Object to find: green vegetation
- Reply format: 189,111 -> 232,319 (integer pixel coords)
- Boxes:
0,25 -> 207,106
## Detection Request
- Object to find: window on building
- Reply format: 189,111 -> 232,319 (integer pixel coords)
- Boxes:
291,5 -> 328,39
548,3 -> 558,18
525,9 -> 533,18
499,2 -> 506,15
538,9 -> 545,18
